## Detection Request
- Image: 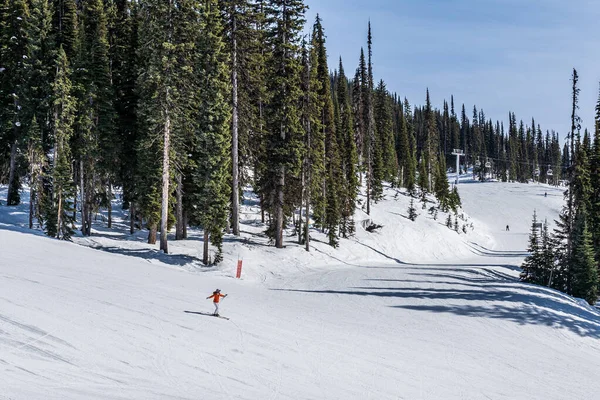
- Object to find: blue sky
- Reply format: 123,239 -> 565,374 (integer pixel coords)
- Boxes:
305,0 -> 600,140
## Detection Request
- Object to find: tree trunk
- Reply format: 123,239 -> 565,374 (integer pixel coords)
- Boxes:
6,140 -> 18,206
107,180 -> 112,229
29,186 -> 34,230
148,224 -> 157,244
203,230 -> 209,265
130,204 -> 135,235
231,11 -> 240,237
182,209 -> 188,239
56,192 -> 62,239
305,168 -> 311,252
80,160 -> 87,235
275,166 -> 284,248
367,146 -> 371,215
160,109 -> 171,254
175,173 -> 183,240
260,193 -> 265,223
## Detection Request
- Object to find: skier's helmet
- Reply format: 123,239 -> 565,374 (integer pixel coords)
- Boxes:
215,289 -> 221,293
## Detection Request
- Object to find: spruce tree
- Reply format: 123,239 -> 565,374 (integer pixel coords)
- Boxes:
26,116 -> 46,229
312,15 -> 341,247
423,89 -> 438,192
188,0 -> 231,265
26,0 -> 55,154
520,210 -> 543,284
77,0 -> 117,233
136,0 -> 180,248
263,0 -> 306,248
373,79 -> 395,190
336,58 -> 358,238
408,197 -> 417,221
1,0 -> 30,206
571,208 -> 599,305
50,46 -> 76,240
53,0 -> 78,59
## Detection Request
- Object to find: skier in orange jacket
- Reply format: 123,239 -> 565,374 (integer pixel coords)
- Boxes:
207,289 -> 227,316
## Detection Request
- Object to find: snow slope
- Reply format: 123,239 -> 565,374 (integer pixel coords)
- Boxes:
2,178 -> 600,400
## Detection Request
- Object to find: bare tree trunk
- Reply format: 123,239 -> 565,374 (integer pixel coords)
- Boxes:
56,192 -> 62,239
160,109 -> 171,254
260,193 -> 265,223
80,160 -> 87,235
367,146 -> 371,215
298,165 -> 304,244
203,230 -> 209,265
231,11 -> 240,237
275,166 -> 284,248
175,173 -> 183,240
148,224 -> 157,244
182,209 -> 188,239
6,141 -> 18,206
107,180 -> 112,229
29,186 -> 34,229
129,204 -> 135,235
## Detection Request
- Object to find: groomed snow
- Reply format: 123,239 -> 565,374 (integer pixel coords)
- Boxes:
2,177 -> 600,400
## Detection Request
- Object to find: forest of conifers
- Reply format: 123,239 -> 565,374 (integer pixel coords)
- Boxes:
0,0 -> 580,266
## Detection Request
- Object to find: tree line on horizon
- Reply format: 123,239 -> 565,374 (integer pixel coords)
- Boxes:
0,0 -> 569,264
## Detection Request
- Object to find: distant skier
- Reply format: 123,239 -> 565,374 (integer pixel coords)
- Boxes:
544,192 -> 547,197
506,225 -> 510,231
207,289 -> 227,316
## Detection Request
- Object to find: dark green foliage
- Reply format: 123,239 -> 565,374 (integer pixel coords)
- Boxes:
408,197 -> 417,221
188,0 -> 232,264
50,47 -> 76,240
520,210 -> 546,284
373,79 -> 394,192
261,0 -> 306,248
1,0 -> 30,206
336,58 -> 358,238
570,208 -> 598,305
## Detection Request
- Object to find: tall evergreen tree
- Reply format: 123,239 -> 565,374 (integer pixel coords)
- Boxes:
50,46 -> 76,239
188,0 -> 231,265
1,0 -> 30,206
571,207 -> 598,305
336,58 -> 358,238
262,0 -> 306,248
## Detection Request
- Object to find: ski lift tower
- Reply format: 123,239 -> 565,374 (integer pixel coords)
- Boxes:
452,149 -> 464,185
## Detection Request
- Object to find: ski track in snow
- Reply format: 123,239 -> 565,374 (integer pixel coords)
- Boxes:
2,178 -> 600,399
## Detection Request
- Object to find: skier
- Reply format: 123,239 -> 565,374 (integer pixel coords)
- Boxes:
506,225 -> 510,231
207,289 -> 227,316
544,192 -> 547,197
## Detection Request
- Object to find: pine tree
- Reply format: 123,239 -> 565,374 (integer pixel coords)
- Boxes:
53,0 -> 78,59
311,15 -> 340,247
373,79 -> 395,190
336,58 -> 358,238
109,0 -> 138,234
262,0 -> 306,248
219,0 -> 257,237
77,0 -> 117,233
571,207 -> 599,305
364,22 -> 376,215
446,213 -> 452,229
26,0 -> 55,154
408,197 -> 417,221
520,210 -> 543,284
50,46 -> 76,240
26,116 -> 46,229
423,89 -> 437,192
1,0 -> 30,206
188,0 -> 231,265
136,0 -> 181,249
